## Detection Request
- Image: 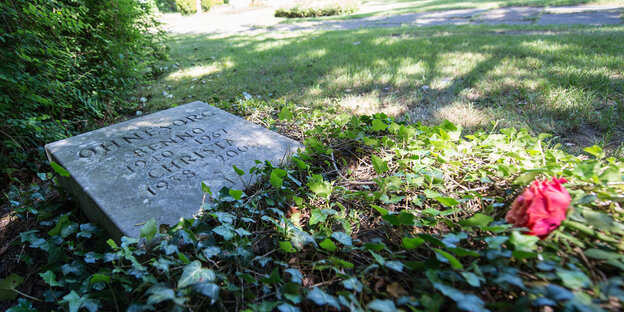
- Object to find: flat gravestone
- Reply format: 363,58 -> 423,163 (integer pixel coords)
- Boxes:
45,101 -> 302,239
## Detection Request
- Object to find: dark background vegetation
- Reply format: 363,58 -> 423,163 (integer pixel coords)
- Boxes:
0,0 -> 166,188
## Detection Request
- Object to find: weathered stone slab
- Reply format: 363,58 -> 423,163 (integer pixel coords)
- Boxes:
45,101 -> 302,239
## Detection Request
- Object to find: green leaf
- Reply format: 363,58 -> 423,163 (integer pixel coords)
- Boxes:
402,237 -> 424,250
139,218 -> 157,241
371,204 -> 389,216
277,303 -> 300,312
434,249 -> 463,270
433,283 -> 487,312
435,197 -> 459,207
61,291 -> 96,312
146,285 -> 177,305
309,209 -> 327,225
6,298 -> 37,312
232,165 -> 245,176
372,119 -> 388,131
371,155 -> 389,175
0,273 -> 24,300
583,145 -> 605,159
279,241 -> 297,253
585,248 -> 624,270
330,232 -> 352,246
40,271 -> 62,287
260,268 -> 281,284
513,172 -> 540,185
90,273 -> 110,284
228,189 -> 243,200
319,238 -> 337,252
556,269 -> 591,290
307,175 -> 332,198
48,214 -> 69,237
342,278 -> 363,292
509,231 -> 539,252
367,299 -> 397,312
307,287 -> 340,309
178,260 -> 216,288
192,282 -> 220,301
278,107 -> 294,120
50,161 -> 70,177
201,182 -> 212,195
461,213 -> 494,227
270,169 -> 287,188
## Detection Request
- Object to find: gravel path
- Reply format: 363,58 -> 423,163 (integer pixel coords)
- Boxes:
161,4 -> 624,35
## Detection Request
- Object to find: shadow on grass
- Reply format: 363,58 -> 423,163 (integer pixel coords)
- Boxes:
154,24 -> 623,152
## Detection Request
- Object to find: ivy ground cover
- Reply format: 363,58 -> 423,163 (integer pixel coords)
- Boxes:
4,101 -> 624,311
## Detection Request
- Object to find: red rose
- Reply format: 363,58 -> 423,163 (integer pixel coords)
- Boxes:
505,177 -> 571,239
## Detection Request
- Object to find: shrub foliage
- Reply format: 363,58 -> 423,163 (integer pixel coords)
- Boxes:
275,0 -> 359,18
175,0 -> 224,15
0,0 -> 165,184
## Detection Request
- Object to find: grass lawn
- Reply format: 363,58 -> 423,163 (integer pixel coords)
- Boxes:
139,24 -> 624,156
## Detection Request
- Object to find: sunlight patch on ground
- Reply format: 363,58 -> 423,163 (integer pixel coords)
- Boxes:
166,60 -> 234,81
338,92 -> 407,116
432,101 -> 492,128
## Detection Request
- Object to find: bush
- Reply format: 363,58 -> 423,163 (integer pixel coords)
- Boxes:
155,0 -> 178,12
175,0 -> 224,15
275,0 -> 359,18
0,0 -> 166,186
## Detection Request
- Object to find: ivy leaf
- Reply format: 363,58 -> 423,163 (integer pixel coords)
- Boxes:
435,197 -> 459,207
40,271 -> 62,287
583,145 -> 605,159
309,209 -> 327,225
192,283 -> 220,302
367,299 -> 397,312
434,249 -> 463,270
307,175 -> 332,198
178,260 -> 216,288
212,225 -> 234,241
556,269 -> 591,290
0,273 -> 24,300
228,189 -> 243,200
372,119 -> 388,131
279,241 -> 297,253
277,303 -> 300,312
319,238 -> 337,252
307,287 -> 340,309
50,161 -> 70,177
139,218 -> 157,241
433,283 -> 488,312
278,107 -> 294,120
232,165 -> 245,176
330,232 -> 352,246
371,155 -> 389,175
61,291 -> 97,312
509,231 -> 539,252
342,277 -> 363,292
585,248 -> 624,270
270,169 -> 285,187
201,182 -> 212,195
402,237 -> 424,249
146,285 -> 177,305
90,273 -> 110,284
461,213 -> 493,227
6,298 -> 37,312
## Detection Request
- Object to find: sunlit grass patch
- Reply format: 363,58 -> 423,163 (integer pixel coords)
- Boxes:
139,24 -> 624,153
